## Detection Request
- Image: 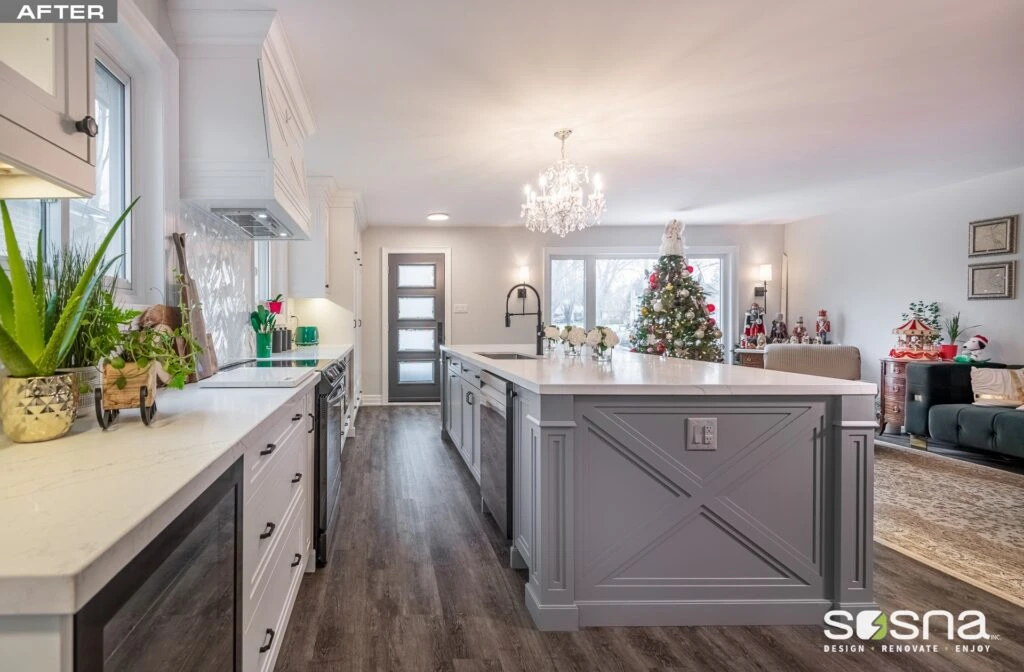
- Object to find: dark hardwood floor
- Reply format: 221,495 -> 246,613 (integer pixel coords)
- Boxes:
277,406 -> 1024,671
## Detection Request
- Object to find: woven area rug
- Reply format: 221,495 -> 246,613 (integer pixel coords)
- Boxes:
874,443 -> 1024,606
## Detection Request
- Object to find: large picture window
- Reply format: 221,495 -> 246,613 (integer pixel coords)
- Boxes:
1,53 -> 132,283
547,249 -> 732,349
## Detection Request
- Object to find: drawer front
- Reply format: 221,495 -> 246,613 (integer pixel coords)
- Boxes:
244,427 -> 306,608
738,353 -> 764,368
883,399 -> 905,420
243,497 -> 307,672
884,360 -> 907,377
883,379 -> 906,398
244,397 -> 306,492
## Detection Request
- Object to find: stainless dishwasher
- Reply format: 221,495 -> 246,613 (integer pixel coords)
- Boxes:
478,371 -> 514,539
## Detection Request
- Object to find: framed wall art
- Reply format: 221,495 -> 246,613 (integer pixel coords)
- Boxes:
967,260 -> 1016,300
968,215 -> 1018,257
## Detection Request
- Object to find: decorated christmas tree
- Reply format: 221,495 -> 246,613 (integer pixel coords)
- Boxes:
628,220 -> 724,361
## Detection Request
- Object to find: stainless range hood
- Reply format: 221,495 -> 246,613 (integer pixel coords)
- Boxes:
171,7 -> 315,240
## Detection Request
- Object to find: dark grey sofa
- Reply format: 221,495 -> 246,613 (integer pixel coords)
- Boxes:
904,362 -> 1024,459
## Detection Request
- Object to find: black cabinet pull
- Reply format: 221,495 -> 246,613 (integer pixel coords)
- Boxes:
307,412 -> 315,434
291,473 -> 302,483
259,628 -> 275,654
259,522 -> 277,540
75,115 -> 98,137
292,413 -> 302,421
291,553 -> 303,568
260,443 -> 276,456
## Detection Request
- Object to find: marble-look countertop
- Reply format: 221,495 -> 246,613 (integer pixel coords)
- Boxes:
441,344 -> 876,396
263,343 -> 353,363
0,373 -> 320,616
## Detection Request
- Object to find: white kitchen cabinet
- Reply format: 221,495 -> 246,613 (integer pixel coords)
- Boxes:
0,23 -> 96,197
445,361 -> 463,450
459,365 -> 482,482
242,388 -> 314,672
326,190 -> 364,313
288,177 -> 333,299
512,388 -> 539,572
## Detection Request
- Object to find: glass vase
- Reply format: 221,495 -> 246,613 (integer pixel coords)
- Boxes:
566,343 -> 582,358
592,346 -> 613,363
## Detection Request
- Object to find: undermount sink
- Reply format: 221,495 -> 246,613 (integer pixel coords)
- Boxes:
476,352 -> 538,360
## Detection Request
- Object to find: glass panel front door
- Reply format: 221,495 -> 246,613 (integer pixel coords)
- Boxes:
388,253 -> 445,402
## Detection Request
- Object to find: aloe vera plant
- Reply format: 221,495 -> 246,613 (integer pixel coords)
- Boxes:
0,197 -> 138,378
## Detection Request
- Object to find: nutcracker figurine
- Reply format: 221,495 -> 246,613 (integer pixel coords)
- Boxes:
743,302 -> 766,346
815,309 -> 832,344
769,312 -> 789,343
791,316 -> 808,344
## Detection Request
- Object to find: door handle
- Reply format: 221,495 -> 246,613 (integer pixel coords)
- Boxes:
307,412 -> 315,433
260,443 -> 276,456
358,319 -> 362,327
292,413 -> 302,421
291,553 -> 303,568
259,628 -> 275,654
291,473 -> 302,483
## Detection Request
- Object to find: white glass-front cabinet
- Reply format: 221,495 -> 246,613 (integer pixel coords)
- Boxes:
0,23 -> 96,197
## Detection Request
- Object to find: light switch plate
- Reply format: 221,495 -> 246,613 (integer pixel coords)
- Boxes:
685,417 -> 718,451
454,304 -> 469,314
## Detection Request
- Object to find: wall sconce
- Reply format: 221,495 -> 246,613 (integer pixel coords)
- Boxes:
754,263 -> 772,313
517,265 -> 530,298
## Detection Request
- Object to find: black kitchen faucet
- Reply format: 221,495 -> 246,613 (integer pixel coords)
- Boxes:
504,282 -> 544,356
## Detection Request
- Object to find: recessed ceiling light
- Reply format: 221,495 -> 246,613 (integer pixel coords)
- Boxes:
426,213 -> 450,222
278,232 -> 288,237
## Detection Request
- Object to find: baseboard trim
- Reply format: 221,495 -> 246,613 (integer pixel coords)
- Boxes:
525,584 -> 579,631
576,599 -> 833,627
361,394 -> 383,406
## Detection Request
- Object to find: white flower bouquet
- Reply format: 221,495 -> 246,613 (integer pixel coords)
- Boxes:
543,325 -> 561,353
586,326 -> 620,361
564,325 -> 586,357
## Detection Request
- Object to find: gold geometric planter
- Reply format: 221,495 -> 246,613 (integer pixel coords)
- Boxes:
0,374 -> 80,443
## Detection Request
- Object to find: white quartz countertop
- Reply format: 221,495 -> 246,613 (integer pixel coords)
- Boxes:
0,374 -> 319,615
262,343 -> 353,363
441,344 -> 876,396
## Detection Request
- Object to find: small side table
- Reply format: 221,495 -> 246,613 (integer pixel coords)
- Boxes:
734,349 -> 765,368
879,358 -> 909,434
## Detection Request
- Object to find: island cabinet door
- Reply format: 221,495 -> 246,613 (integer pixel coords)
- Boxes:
447,372 -> 463,449
512,391 -> 535,571
460,386 -> 479,480
571,398 -> 829,608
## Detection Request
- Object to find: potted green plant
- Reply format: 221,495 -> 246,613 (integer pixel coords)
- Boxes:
250,304 -> 276,358
0,197 -> 137,442
99,315 -> 199,427
48,245 -> 140,417
940,313 -> 980,361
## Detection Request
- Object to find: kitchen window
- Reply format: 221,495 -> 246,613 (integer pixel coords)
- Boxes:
546,248 -> 733,349
1,52 -> 133,284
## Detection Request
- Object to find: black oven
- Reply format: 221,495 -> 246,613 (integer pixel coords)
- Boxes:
315,359 -> 347,566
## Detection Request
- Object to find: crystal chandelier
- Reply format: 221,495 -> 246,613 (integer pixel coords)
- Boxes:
521,129 -> 606,237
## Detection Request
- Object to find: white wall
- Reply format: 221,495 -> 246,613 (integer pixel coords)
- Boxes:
785,166 -> 1024,384
359,223 -> 785,398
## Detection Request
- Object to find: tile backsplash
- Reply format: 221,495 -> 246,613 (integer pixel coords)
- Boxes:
175,203 -> 254,365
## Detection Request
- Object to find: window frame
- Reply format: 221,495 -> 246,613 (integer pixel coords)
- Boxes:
544,245 -> 738,350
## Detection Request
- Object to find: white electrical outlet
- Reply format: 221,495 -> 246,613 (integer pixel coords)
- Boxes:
685,417 -> 718,451
454,304 -> 469,314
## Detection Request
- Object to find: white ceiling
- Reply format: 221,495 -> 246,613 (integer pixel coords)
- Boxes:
185,1 -> 1024,226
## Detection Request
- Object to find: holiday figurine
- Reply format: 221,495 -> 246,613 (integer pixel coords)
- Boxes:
769,312 -> 789,343
954,335 -> 991,363
756,333 -> 767,349
743,302 -> 766,346
660,220 -> 685,257
815,309 -> 831,344
791,316 -> 808,344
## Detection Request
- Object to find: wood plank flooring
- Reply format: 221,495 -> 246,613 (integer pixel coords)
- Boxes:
277,406 -> 1024,671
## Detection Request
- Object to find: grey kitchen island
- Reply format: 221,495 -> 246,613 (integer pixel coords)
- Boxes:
440,344 -> 878,631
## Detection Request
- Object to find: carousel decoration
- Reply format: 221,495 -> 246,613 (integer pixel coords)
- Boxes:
889,318 -> 941,360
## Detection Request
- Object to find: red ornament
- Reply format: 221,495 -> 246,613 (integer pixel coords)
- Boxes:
686,265 -> 694,273
706,303 -> 716,313
648,272 -> 659,290
708,317 -> 716,326
656,341 -> 666,354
